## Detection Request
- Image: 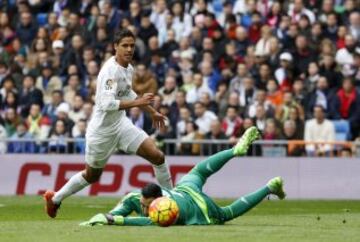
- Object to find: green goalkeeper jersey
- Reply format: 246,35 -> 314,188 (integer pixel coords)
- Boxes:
110,185 -> 225,226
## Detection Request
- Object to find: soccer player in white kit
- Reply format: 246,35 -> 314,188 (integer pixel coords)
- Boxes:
44,29 -> 173,218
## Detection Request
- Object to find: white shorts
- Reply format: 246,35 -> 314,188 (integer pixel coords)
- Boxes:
85,117 -> 148,168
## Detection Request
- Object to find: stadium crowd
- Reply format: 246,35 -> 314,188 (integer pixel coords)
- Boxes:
0,0 -> 359,156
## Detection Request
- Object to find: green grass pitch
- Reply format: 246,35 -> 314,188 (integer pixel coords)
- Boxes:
0,196 -> 359,242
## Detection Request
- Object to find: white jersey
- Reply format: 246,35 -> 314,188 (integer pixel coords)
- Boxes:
87,56 -> 137,137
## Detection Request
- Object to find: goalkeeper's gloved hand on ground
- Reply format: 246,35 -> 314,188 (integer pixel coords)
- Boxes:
79,213 -> 124,226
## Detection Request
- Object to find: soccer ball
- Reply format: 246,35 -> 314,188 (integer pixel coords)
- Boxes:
148,197 -> 179,227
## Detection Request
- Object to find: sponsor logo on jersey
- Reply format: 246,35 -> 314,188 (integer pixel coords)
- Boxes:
117,84 -> 131,97
105,79 -> 114,90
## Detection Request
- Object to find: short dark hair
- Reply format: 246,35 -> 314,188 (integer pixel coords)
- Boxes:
141,183 -> 162,198
113,29 -> 135,44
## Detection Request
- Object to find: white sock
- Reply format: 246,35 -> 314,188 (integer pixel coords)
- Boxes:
153,162 -> 173,189
52,172 -> 89,204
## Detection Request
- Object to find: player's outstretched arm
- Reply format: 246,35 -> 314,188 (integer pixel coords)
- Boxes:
79,213 -> 154,226
118,93 -> 155,110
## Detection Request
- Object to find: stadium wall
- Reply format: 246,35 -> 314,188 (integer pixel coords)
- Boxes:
0,155 -> 359,199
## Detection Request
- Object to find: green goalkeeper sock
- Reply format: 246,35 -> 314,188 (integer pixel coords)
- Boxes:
221,186 -> 270,221
192,149 -> 235,181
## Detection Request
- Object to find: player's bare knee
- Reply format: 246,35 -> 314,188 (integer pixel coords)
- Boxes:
84,173 -> 101,183
83,168 -> 102,183
152,150 -> 165,165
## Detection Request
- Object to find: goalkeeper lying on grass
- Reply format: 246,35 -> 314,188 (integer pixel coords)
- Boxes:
80,127 -> 286,226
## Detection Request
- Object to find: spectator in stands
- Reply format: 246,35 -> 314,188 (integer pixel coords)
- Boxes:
178,121 -> 203,155
247,89 -> 274,119
84,60 -> 99,88
274,52 -> 293,91
292,79 -> 306,108
282,120 -> 305,156
288,106 -> 305,139
222,106 -> 243,138
239,76 -> 256,109
335,34 -> 356,67
304,62 -> 321,93
132,63 -> 158,96
200,60 -> 222,94
63,34 -> 85,71
26,103 -> 51,140
323,12 -> 339,42
234,26 -> 250,57
149,49 -> 168,85
69,95 -> 86,123
304,105 -> 336,156
150,0 -> 168,31
48,119 -> 71,153
0,76 -> 18,104
255,62 -> 273,90
51,40 -> 66,73
176,106 -> 192,138
171,1 -> 192,41
204,119 -> 228,155
1,91 -> 18,111
169,90 -> 190,129
42,90 -> 63,122
276,91 -> 304,124
194,101 -> 217,135
129,107 -> 153,135
348,11 -> 360,40
214,82 -> 229,119
16,11 -> 37,47
138,11 -> 158,45
74,119 -> 87,154
186,72 -> 213,104
55,102 -> 74,134
158,75 -> 178,106
282,119 -> 300,140
63,74 -> 87,104
229,63 -> 248,93
100,1 -> 123,32
330,78 -> 360,138
266,79 -> 283,108
0,118 -> 7,153
288,0 -> 316,24
82,102 -> 93,121
263,118 -> 281,140
199,92 -> 217,114
161,29 -> 179,60
305,76 -> 333,119
8,122 -> 35,153
35,62 -> 62,104
3,107 -> 21,137
0,62 -> 10,86
253,105 -> 268,132
27,37 -> 52,71
19,75 -> 44,118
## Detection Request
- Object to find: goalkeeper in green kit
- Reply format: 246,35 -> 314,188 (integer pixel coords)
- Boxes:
80,127 -> 286,226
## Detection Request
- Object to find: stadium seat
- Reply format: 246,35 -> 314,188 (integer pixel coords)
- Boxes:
332,120 -> 350,141
36,13 -> 48,26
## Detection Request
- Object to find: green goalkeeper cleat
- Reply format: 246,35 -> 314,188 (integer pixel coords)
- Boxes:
233,126 -> 260,156
267,177 -> 286,200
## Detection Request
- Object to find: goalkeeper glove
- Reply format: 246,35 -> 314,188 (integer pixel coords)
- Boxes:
79,213 -> 124,227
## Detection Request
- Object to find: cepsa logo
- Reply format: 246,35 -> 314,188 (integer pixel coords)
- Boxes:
16,163 -> 193,195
